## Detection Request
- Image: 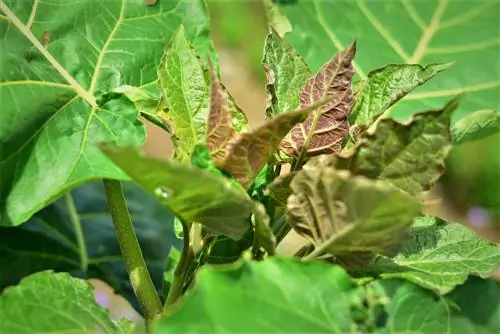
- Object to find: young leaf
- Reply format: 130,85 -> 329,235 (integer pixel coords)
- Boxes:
0,181 -> 180,315
101,146 -> 253,240
0,271 -> 130,333
451,109 -> 500,144
280,42 -> 356,158
218,98 -> 332,188
154,258 -> 361,333
252,202 -> 276,256
206,61 -> 237,163
338,97 -> 460,196
372,216 -> 500,294
350,63 -> 451,127
0,0 -> 212,226
263,28 -> 311,117
287,160 -> 420,265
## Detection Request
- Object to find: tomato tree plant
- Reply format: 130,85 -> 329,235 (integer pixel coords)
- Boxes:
1,0 -> 499,333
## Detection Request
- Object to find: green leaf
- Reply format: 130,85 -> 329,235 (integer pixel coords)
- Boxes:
154,258 -> 361,333
350,63 -> 451,127
0,0 -> 213,226
101,146 -> 252,240
373,216 -> 500,294
287,159 -> 420,266
338,97 -> 459,196
0,181 -> 180,314
206,60 -> 237,163
451,109 -> 500,144
448,276 -> 500,333
267,171 -> 297,207
163,247 -> 181,300
0,271 -> 130,333
251,201 -> 276,256
281,43 -> 356,158
262,28 -> 311,117
218,99 -> 331,188
276,0 -> 499,120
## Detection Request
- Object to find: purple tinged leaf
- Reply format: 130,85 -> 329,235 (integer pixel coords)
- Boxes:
281,42 -> 356,158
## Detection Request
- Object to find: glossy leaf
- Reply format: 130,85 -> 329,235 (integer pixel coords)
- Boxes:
218,99 -> 332,188
102,146 -> 253,240
0,271 -> 130,333
276,0 -> 499,120
206,61 -> 237,163
338,97 -> 459,196
263,28 -> 311,117
451,109 -> 500,144
0,0 -> 213,226
287,161 -> 420,265
155,258 -> 361,333
0,181 -> 180,314
281,43 -> 356,158
350,63 -> 451,127
373,216 -> 500,294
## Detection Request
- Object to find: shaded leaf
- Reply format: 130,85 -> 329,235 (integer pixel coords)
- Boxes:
372,216 -> 500,294
350,63 -> 451,127
338,97 -> 459,196
287,161 -> 420,265
0,181 -> 180,315
263,28 -> 311,117
163,247 -> 181,300
276,1 -> 499,120
266,171 -> 297,207
218,98 -> 332,188
451,109 -> 500,144
0,0 -> 212,226
206,61 -> 237,163
101,146 -> 252,240
0,271 -> 130,333
155,258 -> 361,333
252,202 -> 276,256
280,43 -> 356,158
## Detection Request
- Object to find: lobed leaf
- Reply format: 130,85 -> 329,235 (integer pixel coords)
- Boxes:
287,160 -> 420,265
372,216 -> 500,294
262,28 -> 311,117
451,109 -> 500,144
0,271 -> 130,333
0,0 -> 212,226
101,146 -> 253,240
337,97 -> 459,196
155,258 -> 361,333
281,43 -> 356,158
350,63 -> 451,128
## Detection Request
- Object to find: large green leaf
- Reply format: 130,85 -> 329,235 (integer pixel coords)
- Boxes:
451,109 -> 500,144
155,258 -> 361,333
338,97 -> 459,196
372,216 -> 500,294
0,271 -> 130,333
0,181 -> 180,314
275,0 -> 499,120
0,0 -> 213,226
287,158 -> 420,266
101,146 -> 253,240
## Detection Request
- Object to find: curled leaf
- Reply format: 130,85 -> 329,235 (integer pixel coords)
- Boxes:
252,202 -> 276,257
281,42 -> 356,158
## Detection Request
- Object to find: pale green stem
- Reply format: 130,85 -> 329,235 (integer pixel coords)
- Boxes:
64,192 -> 88,271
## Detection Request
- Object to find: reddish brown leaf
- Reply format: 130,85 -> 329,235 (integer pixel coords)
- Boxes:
281,42 -> 356,158
205,61 -> 237,163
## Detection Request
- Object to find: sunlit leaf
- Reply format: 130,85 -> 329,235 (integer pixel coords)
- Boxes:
0,271 -> 130,333
281,43 -> 356,158
101,146 -> 252,240
451,109 -> 500,144
338,97 -> 459,196
262,28 -> 311,117
287,160 -> 420,265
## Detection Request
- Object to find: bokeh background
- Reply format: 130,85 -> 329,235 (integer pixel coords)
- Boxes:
96,0 -> 500,325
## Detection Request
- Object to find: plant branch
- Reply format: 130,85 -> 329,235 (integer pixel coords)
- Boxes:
164,217 -> 194,310
103,179 -> 162,322
64,192 -> 88,271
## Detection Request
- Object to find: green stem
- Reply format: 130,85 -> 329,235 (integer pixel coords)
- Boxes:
164,218 -> 194,310
64,192 -> 88,271
103,179 -> 162,322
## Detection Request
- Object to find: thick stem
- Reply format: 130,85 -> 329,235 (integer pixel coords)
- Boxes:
164,218 -> 194,310
103,179 -> 162,322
